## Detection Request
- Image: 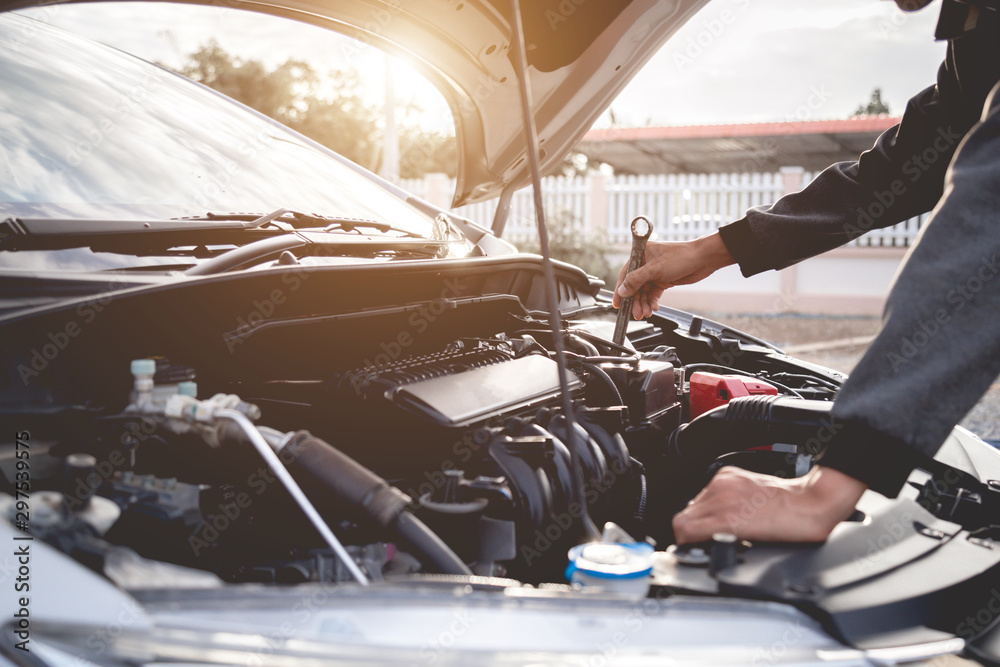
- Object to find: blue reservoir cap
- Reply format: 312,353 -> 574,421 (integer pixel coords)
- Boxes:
566,542 -> 654,581
130,359 -> 156,376
177,381 -> 198,397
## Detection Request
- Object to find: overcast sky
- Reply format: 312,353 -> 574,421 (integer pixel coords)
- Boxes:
20,0 -> 947,131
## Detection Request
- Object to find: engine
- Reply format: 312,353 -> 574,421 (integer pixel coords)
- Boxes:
1,276 -> 844,588
7,256 -> 1000,665
86,332 -> 682,584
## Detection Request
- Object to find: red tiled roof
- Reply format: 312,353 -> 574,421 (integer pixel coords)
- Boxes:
581,116 -> 901,143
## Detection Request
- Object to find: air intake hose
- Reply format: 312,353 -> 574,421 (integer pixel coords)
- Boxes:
667,396 -> 836,468
279,430 -> 472,576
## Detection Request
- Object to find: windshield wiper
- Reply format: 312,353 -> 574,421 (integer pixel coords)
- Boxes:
185,230 -> 451,275
0,216 -> 296,252
0,208 -> 426,253
193,208 -> 425,238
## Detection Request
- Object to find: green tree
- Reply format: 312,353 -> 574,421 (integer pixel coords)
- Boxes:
853,88 -> 890,116
517,209 -> 614,284
556,152 -> 594,178
175,41 -> 313,123
171,42 -> 457,177
286,88 -> 382,171
398,130 -> 457,179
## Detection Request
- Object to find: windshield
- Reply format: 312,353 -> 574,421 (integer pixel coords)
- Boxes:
0,14 -> 435,237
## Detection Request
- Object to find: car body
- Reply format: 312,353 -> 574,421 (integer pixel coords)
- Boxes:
1,3 -> 999,666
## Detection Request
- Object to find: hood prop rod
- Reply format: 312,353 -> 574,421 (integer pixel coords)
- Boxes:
508,0 -> 600,543
490,182 -> 516,237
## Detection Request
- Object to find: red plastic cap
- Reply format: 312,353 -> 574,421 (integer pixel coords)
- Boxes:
688,371 -> 778,419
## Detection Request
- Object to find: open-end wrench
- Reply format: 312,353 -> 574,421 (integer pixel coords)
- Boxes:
613,216 -> 653,346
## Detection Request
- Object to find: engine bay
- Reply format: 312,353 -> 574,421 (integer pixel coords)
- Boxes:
3,257 -> 1000,650
0,260 -> 841,583
15,319 -> 836,586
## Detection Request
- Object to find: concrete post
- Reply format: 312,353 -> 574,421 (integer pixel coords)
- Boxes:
588,173 -> 608,238
779,165 -> 805,196
777,166 -> 805,311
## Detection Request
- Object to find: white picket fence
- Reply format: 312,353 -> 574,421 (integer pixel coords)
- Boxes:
401,172 -> 928,248
443,176 -> 593,244
606,173 -> 784,245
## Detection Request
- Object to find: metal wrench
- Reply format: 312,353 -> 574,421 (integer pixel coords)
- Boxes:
613,216 -> 653,346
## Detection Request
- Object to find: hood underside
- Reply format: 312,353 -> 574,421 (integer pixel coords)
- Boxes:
1,0 -> 708,207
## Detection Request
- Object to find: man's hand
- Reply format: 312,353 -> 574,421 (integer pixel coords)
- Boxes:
613,232 -> 736,320
672,465 -> 867,544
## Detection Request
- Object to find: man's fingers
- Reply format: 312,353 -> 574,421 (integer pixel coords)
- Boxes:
671,466 -> 863,545
634,284 -> 655,319
617,263 -> 656,299
673,515 -> 713,544
636,287 -> 665,320
632,293 -> 645,320
673,502 -> 729,544
612,262 -> 630,309
648,294 -> 661,315
672,469 -> 742,543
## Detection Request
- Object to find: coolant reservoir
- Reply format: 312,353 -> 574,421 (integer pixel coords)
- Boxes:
566,541 -> 653,598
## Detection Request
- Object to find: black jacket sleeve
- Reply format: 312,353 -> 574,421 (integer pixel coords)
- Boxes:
715,5 -> 1000,496
718,7 -> 1000,277
818,84 -> 1000,495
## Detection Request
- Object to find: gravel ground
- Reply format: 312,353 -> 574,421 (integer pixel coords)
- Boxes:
712,314 -> 1000,442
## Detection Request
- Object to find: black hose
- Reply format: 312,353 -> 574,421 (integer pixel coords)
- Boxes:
579,361 -> 625,405
683,363 -> 806,399
567,333 -> 600,357
280,431 -> 410,527
634,472 -> 647,526
769,372 -> 841,390
275,431 -> 472,576
515,330 -> 640,362
580,355 -> 641,365
569,329 -> 639,358
394,511 -> 472,576
667,395 -> 836,468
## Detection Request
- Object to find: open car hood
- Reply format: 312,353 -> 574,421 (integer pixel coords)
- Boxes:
0,0 -> 707,208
